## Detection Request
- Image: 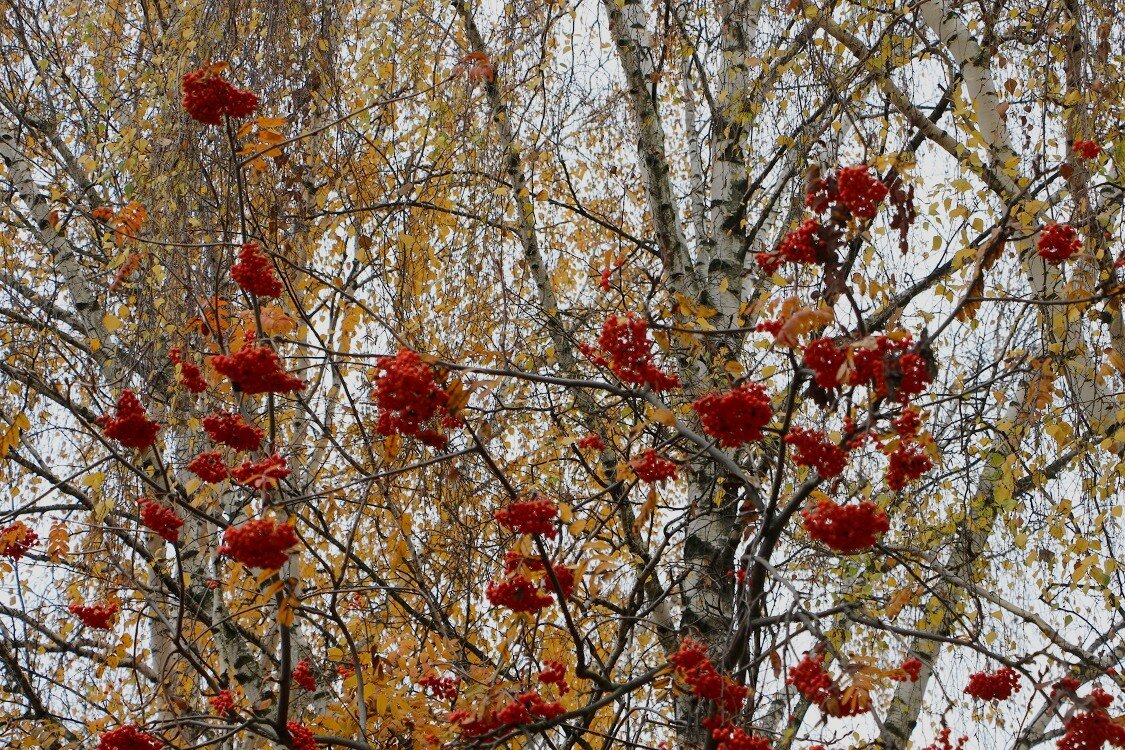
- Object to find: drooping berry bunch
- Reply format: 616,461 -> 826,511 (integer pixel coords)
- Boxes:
203,412 -> 265,452
505,552 -> 576,598
631,449 -> 679,483
285,721 -> 318,750
884,440 -> 934,491
756,218 -> 824,274
784,427 -> 848,478
419,672 -> 461,700
495,497 -> 558,538
1037,223 -> 1083,264
209,689 -> 236,715
1057,687 -> 1125,750
806,164 -> 889,219
292,658 -> 317,691
137,498 -> 183,543
231,453 -> 290,490
537,660 -> 569,694
486,575 -> 556,613
188,450 -> 229,483
669,639 -> 749,717
0,522 -> 38,559
922,728 -> 970,750
1073,140 -> 1102,160
98,390 -> 160,450
98,725 -> 163,750
182,64 -> 259,125
694,383 -> 773,447
787,652 -> 837,705
576,434 -> 605,451
211,341 -> 307,395
70,601 -> 119,629
801,497 -> 889,553
372,348 -> 452,447
169,348 -> 207,393
231,242 -> 283,298
580,314 -> 680,392
964,667 -> 1021,701
710,724 -> 774,750
217,518 -> 298,570
449,690 -> 566,738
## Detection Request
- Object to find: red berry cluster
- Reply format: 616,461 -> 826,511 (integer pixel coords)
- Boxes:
1074,140 -> 1102,160
694,383 -> 773,447
922,728 -> 969,750
285,721 -> 318,750
804,335 -> 931,404
577,434 -> 605,451
631,449 -> 679,483
1037,223 -> 1083,263
784,427 -> 848,478
787,653 -> 836,704
373,348 -> 451,447
292,658 -> 316,691
70,601 -> 119,629
138,498 -> 183,543
885,440 -> 933,491
217,518 -> 298,570
964,666 -> 1020,701
504,552 -> 577,598
486,574 -> 557,613
711,725 -> 774,750
211,341 -> 306,395
169,348 -> 207,393
893,408 -> 922,436
756,218 -> 823,274
495,497 -> 558,538
98,390 -> 160,450
98,725 -> 163,750
419,672 -> 460,700
1057,688 -> 1125,750
801,497 -> 889,553
189,450 -> 229,483
203,412 -> 264,452
231,453 -> 290,490
670,639 -> 749,716
581,314 -> 680,392
209,689 -> 236,715
538,660 -> 569,694
804,337 -> 846,389
231,242 -> 283,298
902,658 -> 923,682
0,522 -> 37,559
182,65 -> 259,126
449,690 -> 565,738
806,165 -> 888,219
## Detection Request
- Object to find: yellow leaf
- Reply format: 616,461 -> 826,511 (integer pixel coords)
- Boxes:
0,412 -> 29,459
102,313 -> 123,333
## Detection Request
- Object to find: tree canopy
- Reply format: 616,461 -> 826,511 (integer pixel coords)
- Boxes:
0,1 -> 1124,749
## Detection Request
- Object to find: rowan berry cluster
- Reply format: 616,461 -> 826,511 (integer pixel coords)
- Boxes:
1037,223 -> 1083,263
495,497 -> 558,538
202,412 -> 264,452
182,65 -> 259,125
711,725 -> 774,750
98,390 -> 160,450
486,574 -> 557,613
801,497 -> 889,553
70,601 -> 119,629
804,335 -> 929,403
1073,140 -> 1102,160
504,553 -> 577,598
1057,688 -> 1125,750
211,342 -> 307,395
169,348 -> 207,393
964,667 -> 1020,701
0,522 -> 37,559
806,164 -> 888,219
231,453 -> 290,490
538,660 -> 569,694
419,673 -> 460,700
631,449 -> 679,483
292,659 -> 316,691
694,383 -> 772,447
449,690 -> 565,738
577,434 -> 605,451
885,441 -> 933,491
231,242 -> 283,298
285,721 -> 318,750
756,218 -> 823,274
922,728 -> 969,750
670,639 -> 748,716
787,652 -> 836,704
138,498 -> 183,543
804,337 -> 847,389
98,725 -> 163,750
188,450 -> 229,483
580,314 -> 680,392
209,689 -> 236,715
784,427 -> 848,478
372,348 -> 452,447
217,518 -> 298,570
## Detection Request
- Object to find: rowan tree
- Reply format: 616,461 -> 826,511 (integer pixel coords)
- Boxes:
0,1 -> 1123,750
